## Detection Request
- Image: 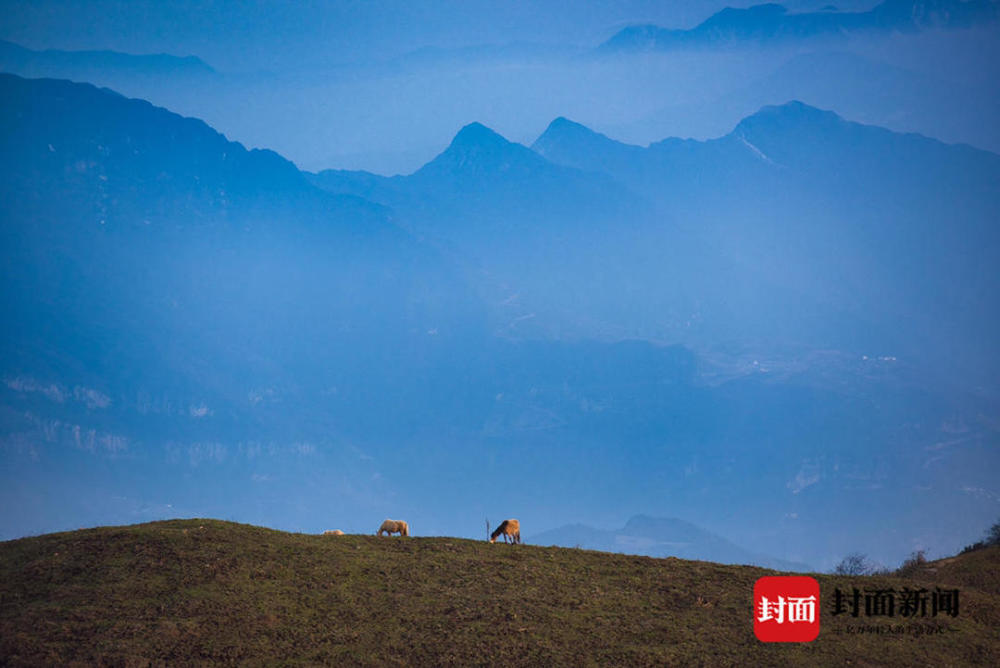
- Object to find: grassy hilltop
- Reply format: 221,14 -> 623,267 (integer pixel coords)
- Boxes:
1,519 -> 998,666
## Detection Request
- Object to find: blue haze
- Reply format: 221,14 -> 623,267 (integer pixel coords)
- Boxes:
1,1 -> 999,571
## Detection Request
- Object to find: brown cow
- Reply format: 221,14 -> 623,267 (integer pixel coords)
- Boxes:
489,518 -> 521,544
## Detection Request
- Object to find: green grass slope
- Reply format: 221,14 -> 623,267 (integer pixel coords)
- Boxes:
1,519 -> 998,666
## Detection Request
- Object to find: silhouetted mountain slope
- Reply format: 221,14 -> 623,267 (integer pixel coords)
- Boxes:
0,73 -> 483,442
531,515 -> 812,571
2,73 -> 325,227
600,1 -> 1000,51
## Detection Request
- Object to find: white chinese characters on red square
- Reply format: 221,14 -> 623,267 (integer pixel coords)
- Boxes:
754,576 -> 821,642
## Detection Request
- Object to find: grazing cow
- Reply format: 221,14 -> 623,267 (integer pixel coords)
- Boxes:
490,518 -> 521,544
323,530 -> 345,536
377,519 -> 409,537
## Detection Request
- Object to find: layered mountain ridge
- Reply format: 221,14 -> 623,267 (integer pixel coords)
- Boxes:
2,72 -> 998,568
600,0 -> 1000,51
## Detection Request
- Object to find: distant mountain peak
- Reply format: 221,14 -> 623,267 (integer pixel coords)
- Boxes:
417,121 -> 550,177
533,117 -> 602,147
734,100 -> 843,132
752,99 -> 838,117
546,116 -> 585,131
448,122 -> 511,151
538,116 -> 602,140
532,116 -> 637,163
726,101 -> 849,161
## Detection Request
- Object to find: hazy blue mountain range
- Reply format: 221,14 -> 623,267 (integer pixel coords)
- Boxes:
309,122 -> 666,340
0,39 -> 214,80
4,4 -> 994,176
600,1 -> 1000,51
2,73 -> 997,569
0,72 -> 485,445
532,102 -> 1000,383
610,49 -> 1000,155
313,102 -> 1000,385
530,515 -> 813,571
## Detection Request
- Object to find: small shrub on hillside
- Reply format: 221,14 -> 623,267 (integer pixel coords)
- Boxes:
833,552 -> 877,576
961,541 -> 986,554
988,520 -> 1000,547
